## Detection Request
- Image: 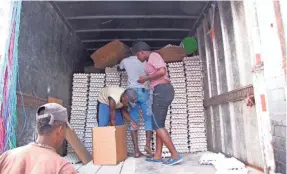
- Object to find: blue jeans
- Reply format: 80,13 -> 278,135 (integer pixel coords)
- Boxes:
129,88 -> 153,131
98,102 -> 124,126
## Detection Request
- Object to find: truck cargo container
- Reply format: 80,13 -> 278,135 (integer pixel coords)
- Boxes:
0,1 -> 286,174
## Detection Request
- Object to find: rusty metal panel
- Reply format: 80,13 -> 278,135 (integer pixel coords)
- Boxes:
17,92 -> 47,108
204,85 -> 254,107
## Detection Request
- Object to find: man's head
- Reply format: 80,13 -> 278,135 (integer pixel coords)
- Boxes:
132,41 -> 151,62
121,88 -> 138,107
36,103 -> 70,149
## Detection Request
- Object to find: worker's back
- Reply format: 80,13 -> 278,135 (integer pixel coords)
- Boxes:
0,143 -> 76,174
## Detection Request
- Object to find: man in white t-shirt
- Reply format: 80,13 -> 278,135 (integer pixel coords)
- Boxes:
118,55 -> 153,157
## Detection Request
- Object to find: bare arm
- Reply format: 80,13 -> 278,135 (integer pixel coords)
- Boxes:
121,106 -> 138,130
108,97 -> 117,126
138,67 -> 166,83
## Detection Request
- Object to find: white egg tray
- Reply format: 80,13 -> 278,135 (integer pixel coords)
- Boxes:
186,82 -> 202,86
86,123 -> 97,128
90,73 -> 105,77
85,128 -> 93,133
171,104 -> 187,108
187,92 -> 203,97
87,110 -> 97,115
70,120 -> 86,125
189,118 -> 205,123
189,133 -> 206,138
70,126 -> 85,131
169,73 -> 186,78
71,106 -> 87,111
86,115 -> 97,120
189,127 -> 206,132
170,110 -> 187,114
87,105 -> 97,110
168,78 -> 186,83
168,69 -> 184,73
105,84 -> 121,87
71,102 -> 88,107
89,83 -> 105,87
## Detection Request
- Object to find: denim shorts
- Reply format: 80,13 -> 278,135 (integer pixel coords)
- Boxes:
151,84 -> 174,130
129,88 -> 153,131
98,102 -> 124,126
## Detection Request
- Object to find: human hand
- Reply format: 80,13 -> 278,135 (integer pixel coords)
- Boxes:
130,121 -> 138,130
137,76 -> 148,84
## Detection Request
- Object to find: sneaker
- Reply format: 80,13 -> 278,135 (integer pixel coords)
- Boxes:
163,156 -> 183,166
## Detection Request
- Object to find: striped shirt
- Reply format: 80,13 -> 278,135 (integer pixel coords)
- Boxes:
144,52 -> 169,88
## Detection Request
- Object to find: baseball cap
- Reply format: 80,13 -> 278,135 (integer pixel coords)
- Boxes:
125,88 -> 138,107
131,41 -> 151,54
36,103 -> 71,129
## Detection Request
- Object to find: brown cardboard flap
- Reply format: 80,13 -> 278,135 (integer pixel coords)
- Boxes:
115,126 -> 127,164
93,127 -> 117,165
65,127 -> 92,164
156,47 -> 187,62
90,40 -> 131,69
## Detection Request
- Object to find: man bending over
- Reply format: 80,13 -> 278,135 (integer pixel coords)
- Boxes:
98,87 -> 138,130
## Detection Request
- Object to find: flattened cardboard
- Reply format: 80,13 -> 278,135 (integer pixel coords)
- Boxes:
156,47 -> 187,62
115,126 -> 127,164
93,126 -> 127,165
65,127 -> 93,164
90,40 -> 131,69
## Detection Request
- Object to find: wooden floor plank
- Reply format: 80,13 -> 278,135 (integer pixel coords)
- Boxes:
120,158 -> 136,174
96,162 -> 124,174
78,161 -> 102,174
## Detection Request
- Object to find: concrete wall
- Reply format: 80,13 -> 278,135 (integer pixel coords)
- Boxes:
198,1 -> 286,173
16,1 -> 88,149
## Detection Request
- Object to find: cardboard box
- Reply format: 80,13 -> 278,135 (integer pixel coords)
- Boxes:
93,126 -> 127,165
65,127 -> 93,164
156,47 -> 187,62
90,40 -> 131,69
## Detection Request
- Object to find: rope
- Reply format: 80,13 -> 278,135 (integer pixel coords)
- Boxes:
0,1 -> 22,154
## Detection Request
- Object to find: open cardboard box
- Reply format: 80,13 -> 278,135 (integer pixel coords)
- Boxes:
93,125 -> 127,165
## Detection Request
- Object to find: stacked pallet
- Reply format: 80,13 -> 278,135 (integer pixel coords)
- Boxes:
167,62 -> 189,153
84,73 -> 105,153
184,57 -> 207,152
105,72 -> 121,87
67,73 -> 89,161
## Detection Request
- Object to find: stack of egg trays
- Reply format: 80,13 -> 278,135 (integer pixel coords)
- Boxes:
120,71 -> 128,88
184,56 -> 207,152
68,73 -> 89,156
84,73 -> 105,153
167,62 -> 189,153
105,72 -> 121,87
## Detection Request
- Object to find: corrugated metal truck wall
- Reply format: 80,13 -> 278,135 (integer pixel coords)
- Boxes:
196,1 -> 286,174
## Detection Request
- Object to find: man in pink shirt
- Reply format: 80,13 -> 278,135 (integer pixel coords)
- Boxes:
0,103 -> 77,174
132,41 -> 182,166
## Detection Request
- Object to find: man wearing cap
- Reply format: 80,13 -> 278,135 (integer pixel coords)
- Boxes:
97,87 -> 138,130
117,47 -> 153,158
0,103 -> 77,174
